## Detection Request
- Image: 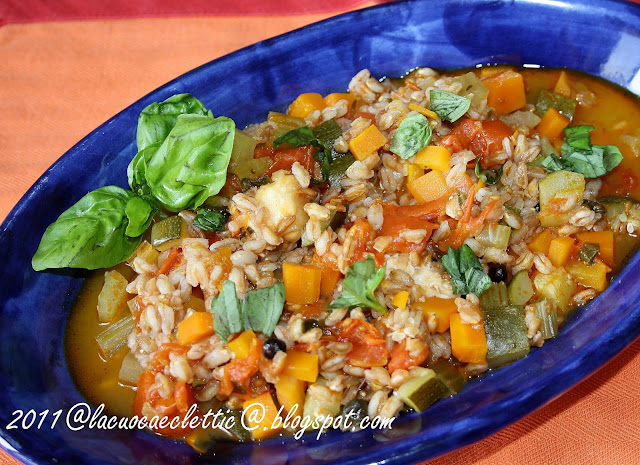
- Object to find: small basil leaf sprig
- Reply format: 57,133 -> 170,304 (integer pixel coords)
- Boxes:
429,89 -> 471,122
441,244 -> 492,296
390,113 -> 432,159
328,255 -> 387,313
211,280 -> 285,342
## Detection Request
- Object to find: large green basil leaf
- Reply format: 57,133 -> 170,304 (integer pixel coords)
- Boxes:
145,114 -> 235,212
136,93 -> 210,151
124,196 -> 157,237
127,142 -> 160,197
32,186 -> 142,271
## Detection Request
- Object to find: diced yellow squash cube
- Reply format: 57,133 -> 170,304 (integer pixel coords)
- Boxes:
348,125 -> 388,161
408,170 -> 450,204
416,297 -> 458,333
287,93 -> 326,119
282,351 -> 319,383
408,103 -> 439,120
414,145 -> 451,172
392,291 -> 409,309
227,329 -> 257,360
566,260 -> 608,292
243,392 -> 283,440
406,163 -> 425,183
323,92 -> 356,109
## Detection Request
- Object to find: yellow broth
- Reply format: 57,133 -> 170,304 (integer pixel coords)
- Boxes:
65,66 -> 640,430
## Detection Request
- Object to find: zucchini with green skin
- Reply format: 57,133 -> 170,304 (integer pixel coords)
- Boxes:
228,129 -> 270,180
482,305 -> 530,369
430,360 -> 467,395
151,215 -> 188,251
508,270 -> 534,306
539,170 -> 585,227
396,369 -> 450,412
303,378 -> 342,428
480,282 -> 510,308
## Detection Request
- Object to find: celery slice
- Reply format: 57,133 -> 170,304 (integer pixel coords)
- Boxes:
482,305 -> 530,368
533,299 -> 559,340
479,282 -> 510,309
96,315 -> 134,359
476,224 -> 511,250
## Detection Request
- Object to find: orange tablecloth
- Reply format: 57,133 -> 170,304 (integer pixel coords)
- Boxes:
1,5 -> 639,465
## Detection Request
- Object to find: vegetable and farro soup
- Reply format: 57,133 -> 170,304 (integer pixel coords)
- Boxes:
33,65 -> 640,448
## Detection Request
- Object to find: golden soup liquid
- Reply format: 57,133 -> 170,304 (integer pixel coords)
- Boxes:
65,66 -> 640,426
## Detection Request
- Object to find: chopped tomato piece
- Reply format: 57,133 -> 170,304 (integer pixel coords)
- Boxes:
219,336 -> 263,397
149,343 -> 188,371
379,199 -> 445,253
387,339 -> 429,374
134,370 -> 196,437
600,166 -> 639,197
335,318 -> 389,368
263,145 -> 317,175
345,218 -> 384,265
450,118 -> 513,165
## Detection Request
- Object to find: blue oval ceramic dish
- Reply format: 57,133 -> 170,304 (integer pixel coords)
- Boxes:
1,0 -> 640,464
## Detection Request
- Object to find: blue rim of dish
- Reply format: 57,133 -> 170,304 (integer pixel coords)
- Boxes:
1,0 -> 640,464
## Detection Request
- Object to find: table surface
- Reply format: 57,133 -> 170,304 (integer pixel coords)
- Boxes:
1,1 -> 639,464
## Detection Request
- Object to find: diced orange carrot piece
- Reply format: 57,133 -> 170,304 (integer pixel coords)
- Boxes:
415,297 -> 458,333
324,92 -> 356,109
406,163 -> 425,183
282,351 -> 319,383
528,230 -> 554,255
320,266 -> 341,299
176,312 -> 214,345
536,108 -> 570,140
548,236 -> 575,267
576,231 -> 615,267
275,375 -> 307,419
414,145 -> 451,172
283,263 -> 322,305
348,125 -> 388,161
408,170 -> 451,204
482,70 -> 527,115
449,313 -> 487,364
553,71 -> 572,98
243,392 -> 283,440
287,93 -> 326,119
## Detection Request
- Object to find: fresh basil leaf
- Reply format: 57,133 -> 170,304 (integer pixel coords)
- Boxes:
136,93 -> 210,151
193,207 -> 230,232
328,255 -> 387,313
442,245 -> 492,296
32,186 -> 142,271
124,196 -> 157,237
542,125 -> 623,178
429,89 -> 471,122
273,126 -> 319,149
535,89 -> 577,121
127,142 -> 160,197
475,158 -> 503,185
390,113 -> 432,159
212,280 -> 243,343
242,283 -> 285,338
211,280 -> 285,342
145,114 -> 235,212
